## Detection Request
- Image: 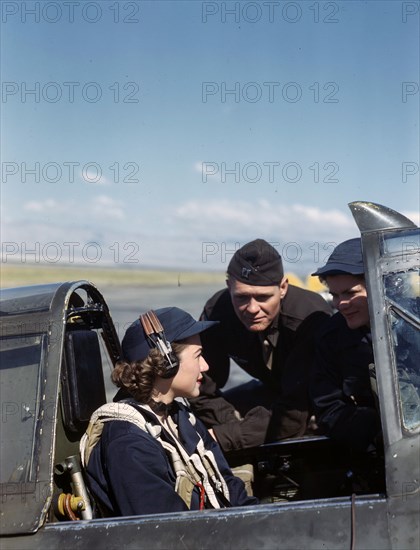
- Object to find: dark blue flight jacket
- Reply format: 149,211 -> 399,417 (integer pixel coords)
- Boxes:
311,312 -> 381,452
85,401 -> 257,517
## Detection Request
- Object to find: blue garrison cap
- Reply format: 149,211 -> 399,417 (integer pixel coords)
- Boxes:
122,307 -> 218,362
311,238 -> 364,277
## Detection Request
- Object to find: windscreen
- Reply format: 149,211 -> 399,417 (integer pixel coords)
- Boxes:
0,335 -> 45,483
384,268 -> 420,431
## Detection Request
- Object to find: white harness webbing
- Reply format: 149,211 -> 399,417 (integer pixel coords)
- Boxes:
80,402 -> 230,509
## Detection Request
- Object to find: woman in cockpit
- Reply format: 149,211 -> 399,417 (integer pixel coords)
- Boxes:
81,306 -> 257,516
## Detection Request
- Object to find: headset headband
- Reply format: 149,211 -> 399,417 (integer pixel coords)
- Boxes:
140,310 -> 175,366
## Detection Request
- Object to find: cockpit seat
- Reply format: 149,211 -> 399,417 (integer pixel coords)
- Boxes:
61,329 -> 107,437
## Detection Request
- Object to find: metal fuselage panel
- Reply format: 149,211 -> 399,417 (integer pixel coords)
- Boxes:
1,497 -> 390,550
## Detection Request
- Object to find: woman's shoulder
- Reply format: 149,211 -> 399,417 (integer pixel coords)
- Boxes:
102,418 -> 152,439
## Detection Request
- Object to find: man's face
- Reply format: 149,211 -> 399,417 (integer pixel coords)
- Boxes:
227,277 -> 288,332
325,274 -> 370,330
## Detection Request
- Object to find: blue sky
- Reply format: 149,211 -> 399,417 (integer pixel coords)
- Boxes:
1,0 -> 419,275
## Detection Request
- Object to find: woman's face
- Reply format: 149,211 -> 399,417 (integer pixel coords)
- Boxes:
170,334 -> 209,398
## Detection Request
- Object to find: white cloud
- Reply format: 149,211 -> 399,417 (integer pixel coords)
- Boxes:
5,199 -> 418,273
92,195 -> 124,220
22,195 -> 124,222
171,200 -> 360,273
175,199 -> 355,240
24,198 -> 63,213
194,161 -> 203,173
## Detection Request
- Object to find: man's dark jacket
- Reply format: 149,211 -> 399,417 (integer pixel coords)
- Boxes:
311,312 -> 381,452
190,285 -> 332,451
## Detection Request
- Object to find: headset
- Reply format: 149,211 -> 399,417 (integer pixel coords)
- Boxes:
139,310 -> 179,379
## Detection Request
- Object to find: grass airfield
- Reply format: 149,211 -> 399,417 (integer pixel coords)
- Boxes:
1,264 -> 226,288
1,263 -> 326,292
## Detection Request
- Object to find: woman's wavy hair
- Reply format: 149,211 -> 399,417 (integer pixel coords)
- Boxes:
111,341 -> 188,404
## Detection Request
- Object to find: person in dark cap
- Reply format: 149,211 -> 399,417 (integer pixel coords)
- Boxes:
189,239 -> 332,452
310,238 -> 382,452
81,307 -> 257,517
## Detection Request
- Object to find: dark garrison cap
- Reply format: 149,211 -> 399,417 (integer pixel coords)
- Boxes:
121,307 -> 218,363
227,239 -> 284,286
311,238 -> 364,277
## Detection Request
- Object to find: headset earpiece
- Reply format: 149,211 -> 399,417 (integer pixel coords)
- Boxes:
140,310 -> 179,378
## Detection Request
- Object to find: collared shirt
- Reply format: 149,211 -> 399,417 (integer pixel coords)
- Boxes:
258,314 -> 280,370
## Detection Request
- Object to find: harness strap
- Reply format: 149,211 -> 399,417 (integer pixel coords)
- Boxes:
80,402 -> 231,509
80,403 -> 160,468
141,404 -> 231,509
